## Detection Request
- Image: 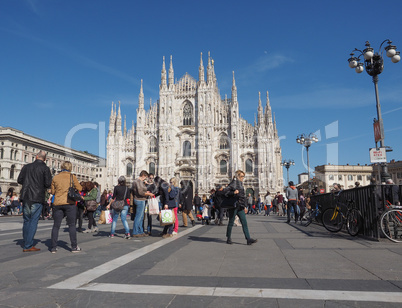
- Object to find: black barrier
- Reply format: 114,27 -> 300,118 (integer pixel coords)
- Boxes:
310,184 -> 402,240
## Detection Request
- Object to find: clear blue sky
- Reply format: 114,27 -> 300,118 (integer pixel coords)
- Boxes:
1,0 -> 401,183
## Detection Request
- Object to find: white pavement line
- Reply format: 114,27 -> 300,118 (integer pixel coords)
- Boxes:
76,284 -> 402,303
48,225 -> 204,290
0,227 -> 53,237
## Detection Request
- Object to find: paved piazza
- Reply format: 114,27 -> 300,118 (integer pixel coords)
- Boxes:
1,214 -> 402,307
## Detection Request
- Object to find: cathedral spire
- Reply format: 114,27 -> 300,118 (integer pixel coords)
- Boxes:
207,51 -> 213,85
231,71 -> 237,102
266,91 -> 272,123
108,101 -> 116,134
139,79 -> 144,110
258,91 -> 264,126
168,55 -> 174,88
124,115 -> 127,136
198,52 -> 205,84
161,56 -> 167,89
116,101 -> 122,133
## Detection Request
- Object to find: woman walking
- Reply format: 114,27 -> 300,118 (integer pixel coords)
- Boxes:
224,170 -> 257,245
50,161 -> 82,253
161,177 -> 179,238
108,176 -> 131,239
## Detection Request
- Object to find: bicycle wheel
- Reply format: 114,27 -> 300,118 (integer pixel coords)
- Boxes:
301,210 -> 313,227
380,209 -> 402,243
322,208 -> 343,232
346,209 -> 361,236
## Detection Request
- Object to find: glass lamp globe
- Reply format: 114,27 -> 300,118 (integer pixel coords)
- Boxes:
364,48 -> 374,60
391,52 -> 400,63
386,46 -> 396,58
349,59 -> 358,68
355,64 -> 364,73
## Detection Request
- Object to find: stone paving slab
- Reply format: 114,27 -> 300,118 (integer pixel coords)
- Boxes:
1,213 -> 402,307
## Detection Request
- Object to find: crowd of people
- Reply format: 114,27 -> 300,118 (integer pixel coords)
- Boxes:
9,150 -> 401,254
13,151 -> 261,253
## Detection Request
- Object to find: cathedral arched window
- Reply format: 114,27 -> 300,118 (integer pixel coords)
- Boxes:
0,148 -> 3,159
149,162 -> 155,175
126,163 -> 133,177
219,134 -> 229,150
149,136 -> 157,153
183,101 -> 193,126
245,159 -> 253,173
220,160 -> 227,174
183,141 -> 191,157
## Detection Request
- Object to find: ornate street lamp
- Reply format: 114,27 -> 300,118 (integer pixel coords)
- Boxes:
348,39 -> 400,182
281,159 -> 295,185
296,133 -> 318,191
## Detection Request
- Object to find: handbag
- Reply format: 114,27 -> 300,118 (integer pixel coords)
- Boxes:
67,174 -> 82,202
148,197 -> 159,215
85,199 -> 98,212
111,187 -> 128,212
104,210 -> 113,224
159,209 -> 175,226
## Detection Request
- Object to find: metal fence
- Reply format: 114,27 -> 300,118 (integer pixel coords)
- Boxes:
310,184 -> 402,240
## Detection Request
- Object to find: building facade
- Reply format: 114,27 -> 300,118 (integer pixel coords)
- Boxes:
106,53 -> 283,196
314,164 -> 374,192
0,127 -> 105,194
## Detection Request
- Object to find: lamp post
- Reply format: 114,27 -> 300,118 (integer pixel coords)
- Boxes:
296,133 -> 318,191
281,159 -> 295,185
348,39 -> 400,182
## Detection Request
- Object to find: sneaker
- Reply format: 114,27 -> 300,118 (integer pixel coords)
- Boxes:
92,227 -> 99,233
51,248 -> 57,254
108,234 -> 114,238
123,234 -> 130,239
247,238 -> 258,246
71,246 -> 82,253
172,231 -> 178,235
82,229 -> 91,233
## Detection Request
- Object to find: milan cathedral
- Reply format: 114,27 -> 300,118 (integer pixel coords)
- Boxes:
106,52 -> 283,197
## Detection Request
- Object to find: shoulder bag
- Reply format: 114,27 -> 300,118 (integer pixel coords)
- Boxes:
111,187 -> 128,212
68,174 -> 82,202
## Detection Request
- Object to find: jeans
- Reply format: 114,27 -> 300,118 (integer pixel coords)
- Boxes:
226,207 -> 250,240
76,206 -> 84,229
51,204 -> 77,249
287,200 -> 298,222
110,205 -> 130,235
133,199 -> 145,235
22,202 -> 43,249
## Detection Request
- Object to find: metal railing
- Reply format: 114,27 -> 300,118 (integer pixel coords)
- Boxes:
310,185 -> 402,240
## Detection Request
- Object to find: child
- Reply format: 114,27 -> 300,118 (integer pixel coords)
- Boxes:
202,202 -> 210,225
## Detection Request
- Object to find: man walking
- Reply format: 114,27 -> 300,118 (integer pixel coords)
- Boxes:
17,150 -> 52,252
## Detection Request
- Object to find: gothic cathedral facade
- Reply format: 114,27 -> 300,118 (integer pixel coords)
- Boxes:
106,53 -> 283,197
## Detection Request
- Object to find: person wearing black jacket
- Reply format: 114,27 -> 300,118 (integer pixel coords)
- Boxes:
17,150 -> 52,252
179,180 -> 195,227
224,170 -> 257,245
213,185 -> 226,226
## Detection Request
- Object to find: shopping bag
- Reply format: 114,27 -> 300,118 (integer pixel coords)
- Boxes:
159,209 -> 175,226
98,211 -> 106,224
105,210 -> 113,224
148,197 -> 159,215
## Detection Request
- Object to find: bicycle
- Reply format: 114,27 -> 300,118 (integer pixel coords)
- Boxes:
301,203 -> 322,227
380,201 -> 402,243
322,199 -> 362,236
